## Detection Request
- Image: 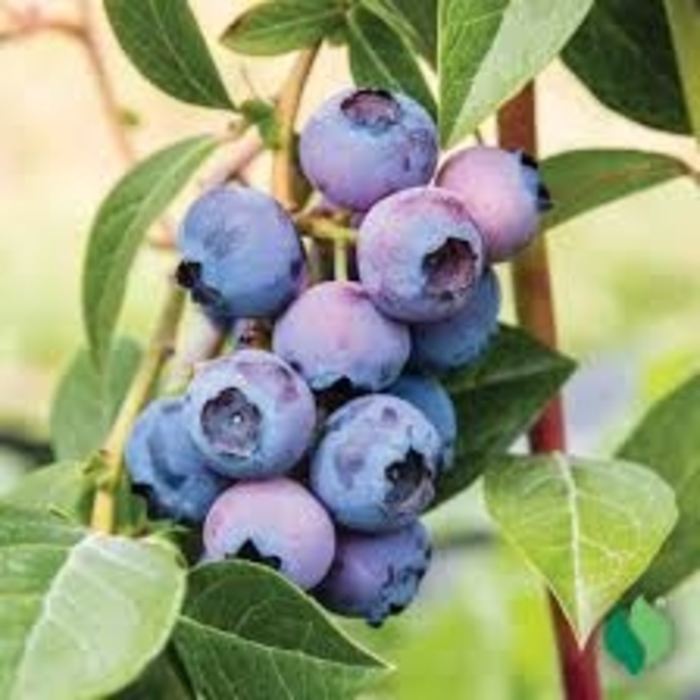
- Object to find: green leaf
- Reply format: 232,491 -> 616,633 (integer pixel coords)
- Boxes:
618,375 -> 700,600
240,99 -> 280,149
347,6 -> 436,117
104,0 -> 233,109
485,454 -> 677,643
541,149 -> 693,231
0,506 -> 186,700
359,0 -> 438,66
604,607 -> 646,675
115,648 -> 193,700
1,462 -> 95,523
174,561 -> 389,700
432,325 -> 575,507
438,0 -> 594,147
562,0 -> 691,135
628,597 -> 674,667
82,136 -> 218,368
221,0 -> 344,56
51,338 -> 141,460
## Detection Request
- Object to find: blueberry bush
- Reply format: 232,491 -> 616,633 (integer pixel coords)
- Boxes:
0,1 -> 699,699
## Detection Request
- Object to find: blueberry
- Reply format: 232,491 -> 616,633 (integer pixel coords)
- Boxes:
310,395 -> 441,532
410,268 -> 501,372
184,349 -> 316,479
125,397 -> 229,523
358,187 -> 485,323
387,374 -> 457,470
300,88 -> 438,212
203,478 -> 336,590
436,146 -> 551,263
273,281 -> 410,393
177,184 -> 307,319
315,522 -> 431,626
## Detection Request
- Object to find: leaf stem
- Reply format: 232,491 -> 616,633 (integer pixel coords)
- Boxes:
295,215 -> 357,244
498,84 -> 602,700
663,0 -> 700,143
90,281 -> 186,533
272,45 -> 321,209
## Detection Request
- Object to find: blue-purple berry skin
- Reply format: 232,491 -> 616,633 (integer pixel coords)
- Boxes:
300,88 -> 439,212
436,146 -> 552,263
315,522 -> 431,626
410,268 -> 501,373
358,187 -> 485,323
273,281 -> 410,392
177,184 -> 307,319
387,375 -> 457,470
310,395 -> 441,532
203,479 -> 336,590
184,349 -> 316,479
125,398 -> 229,524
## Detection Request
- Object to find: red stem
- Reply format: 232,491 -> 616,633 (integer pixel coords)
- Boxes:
498,84 -> 602,700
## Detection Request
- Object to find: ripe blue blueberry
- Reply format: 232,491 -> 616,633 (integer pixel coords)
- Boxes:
410,268 -> 501,373
357,186 -> 485,323
436,146 -> 552,262
310,395 -> 441,532
387,374 -> 457,470
177,184 -> 307,319
203,478 -> 336,590
300,88 -> 438,212
273,281 -> 410,392
315,522 -> 431,626
184,349 -> 316,479
125,397 -> 229,523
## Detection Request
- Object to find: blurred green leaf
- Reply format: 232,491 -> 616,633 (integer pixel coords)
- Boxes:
604,607 -> 647,675
51,338 -> 141,460
438,0 -> 594,147
359,0 -> 438,66
433,325 -> 575,507
618,375 -> 700,600
1,461 -> 95,524
629,597 -> 674,667
347,6 -> 436,117
174,561 -> 389,700
562,0 -> 691,134
485,454 -> 677,642
221,0 -> 344,56
83,136 -> 218,368
542,149 -> 693,230
105,0 -> 233,109
0,506 -> 186,700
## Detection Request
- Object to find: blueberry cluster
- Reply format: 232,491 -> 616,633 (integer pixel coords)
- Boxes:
126,87 -> 551,626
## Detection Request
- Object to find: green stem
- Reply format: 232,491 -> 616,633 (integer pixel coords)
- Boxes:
90,282 -> 186,533
333,240 -> 349,282
295,215 -> 357,244
664,0 -> 700,142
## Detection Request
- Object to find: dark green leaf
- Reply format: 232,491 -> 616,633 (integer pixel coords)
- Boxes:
438,0 -> 594,147
115,648 -> 193,700
562,0 -> 691,134
105,0 -> 233,109
485,454 -> 677,642
1,461 -> 95,523
604,607 -> 647,675
174,561 -> 389,700
541,149 -> 693,230
240,99 -> 280,149
0,506 -> 186,700
347,6 -> 436,117
618,375 -> 700,600
359,0 -> 437,66
51,338 -> 141,460
432,325 -> 575,507
83,136 -> 218,368
221,0 -> 344,56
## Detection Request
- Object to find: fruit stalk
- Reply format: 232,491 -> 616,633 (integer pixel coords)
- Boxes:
273,45 -> 321,210
90,282 -> 186,533
498,84 -> 602,700
663,0 -> 700,143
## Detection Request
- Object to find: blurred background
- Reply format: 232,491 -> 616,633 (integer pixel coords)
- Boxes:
1,2 -> 699,698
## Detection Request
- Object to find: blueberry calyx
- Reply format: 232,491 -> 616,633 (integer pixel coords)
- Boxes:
537,183 -> 554,212
201,388 -> 262,457
176,260 -> 226,308
519,151 -> 539,170
232,538 -> 282,571
341,89 -> 402,132
422,237 -> 477,301
384,448 -> 434,512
